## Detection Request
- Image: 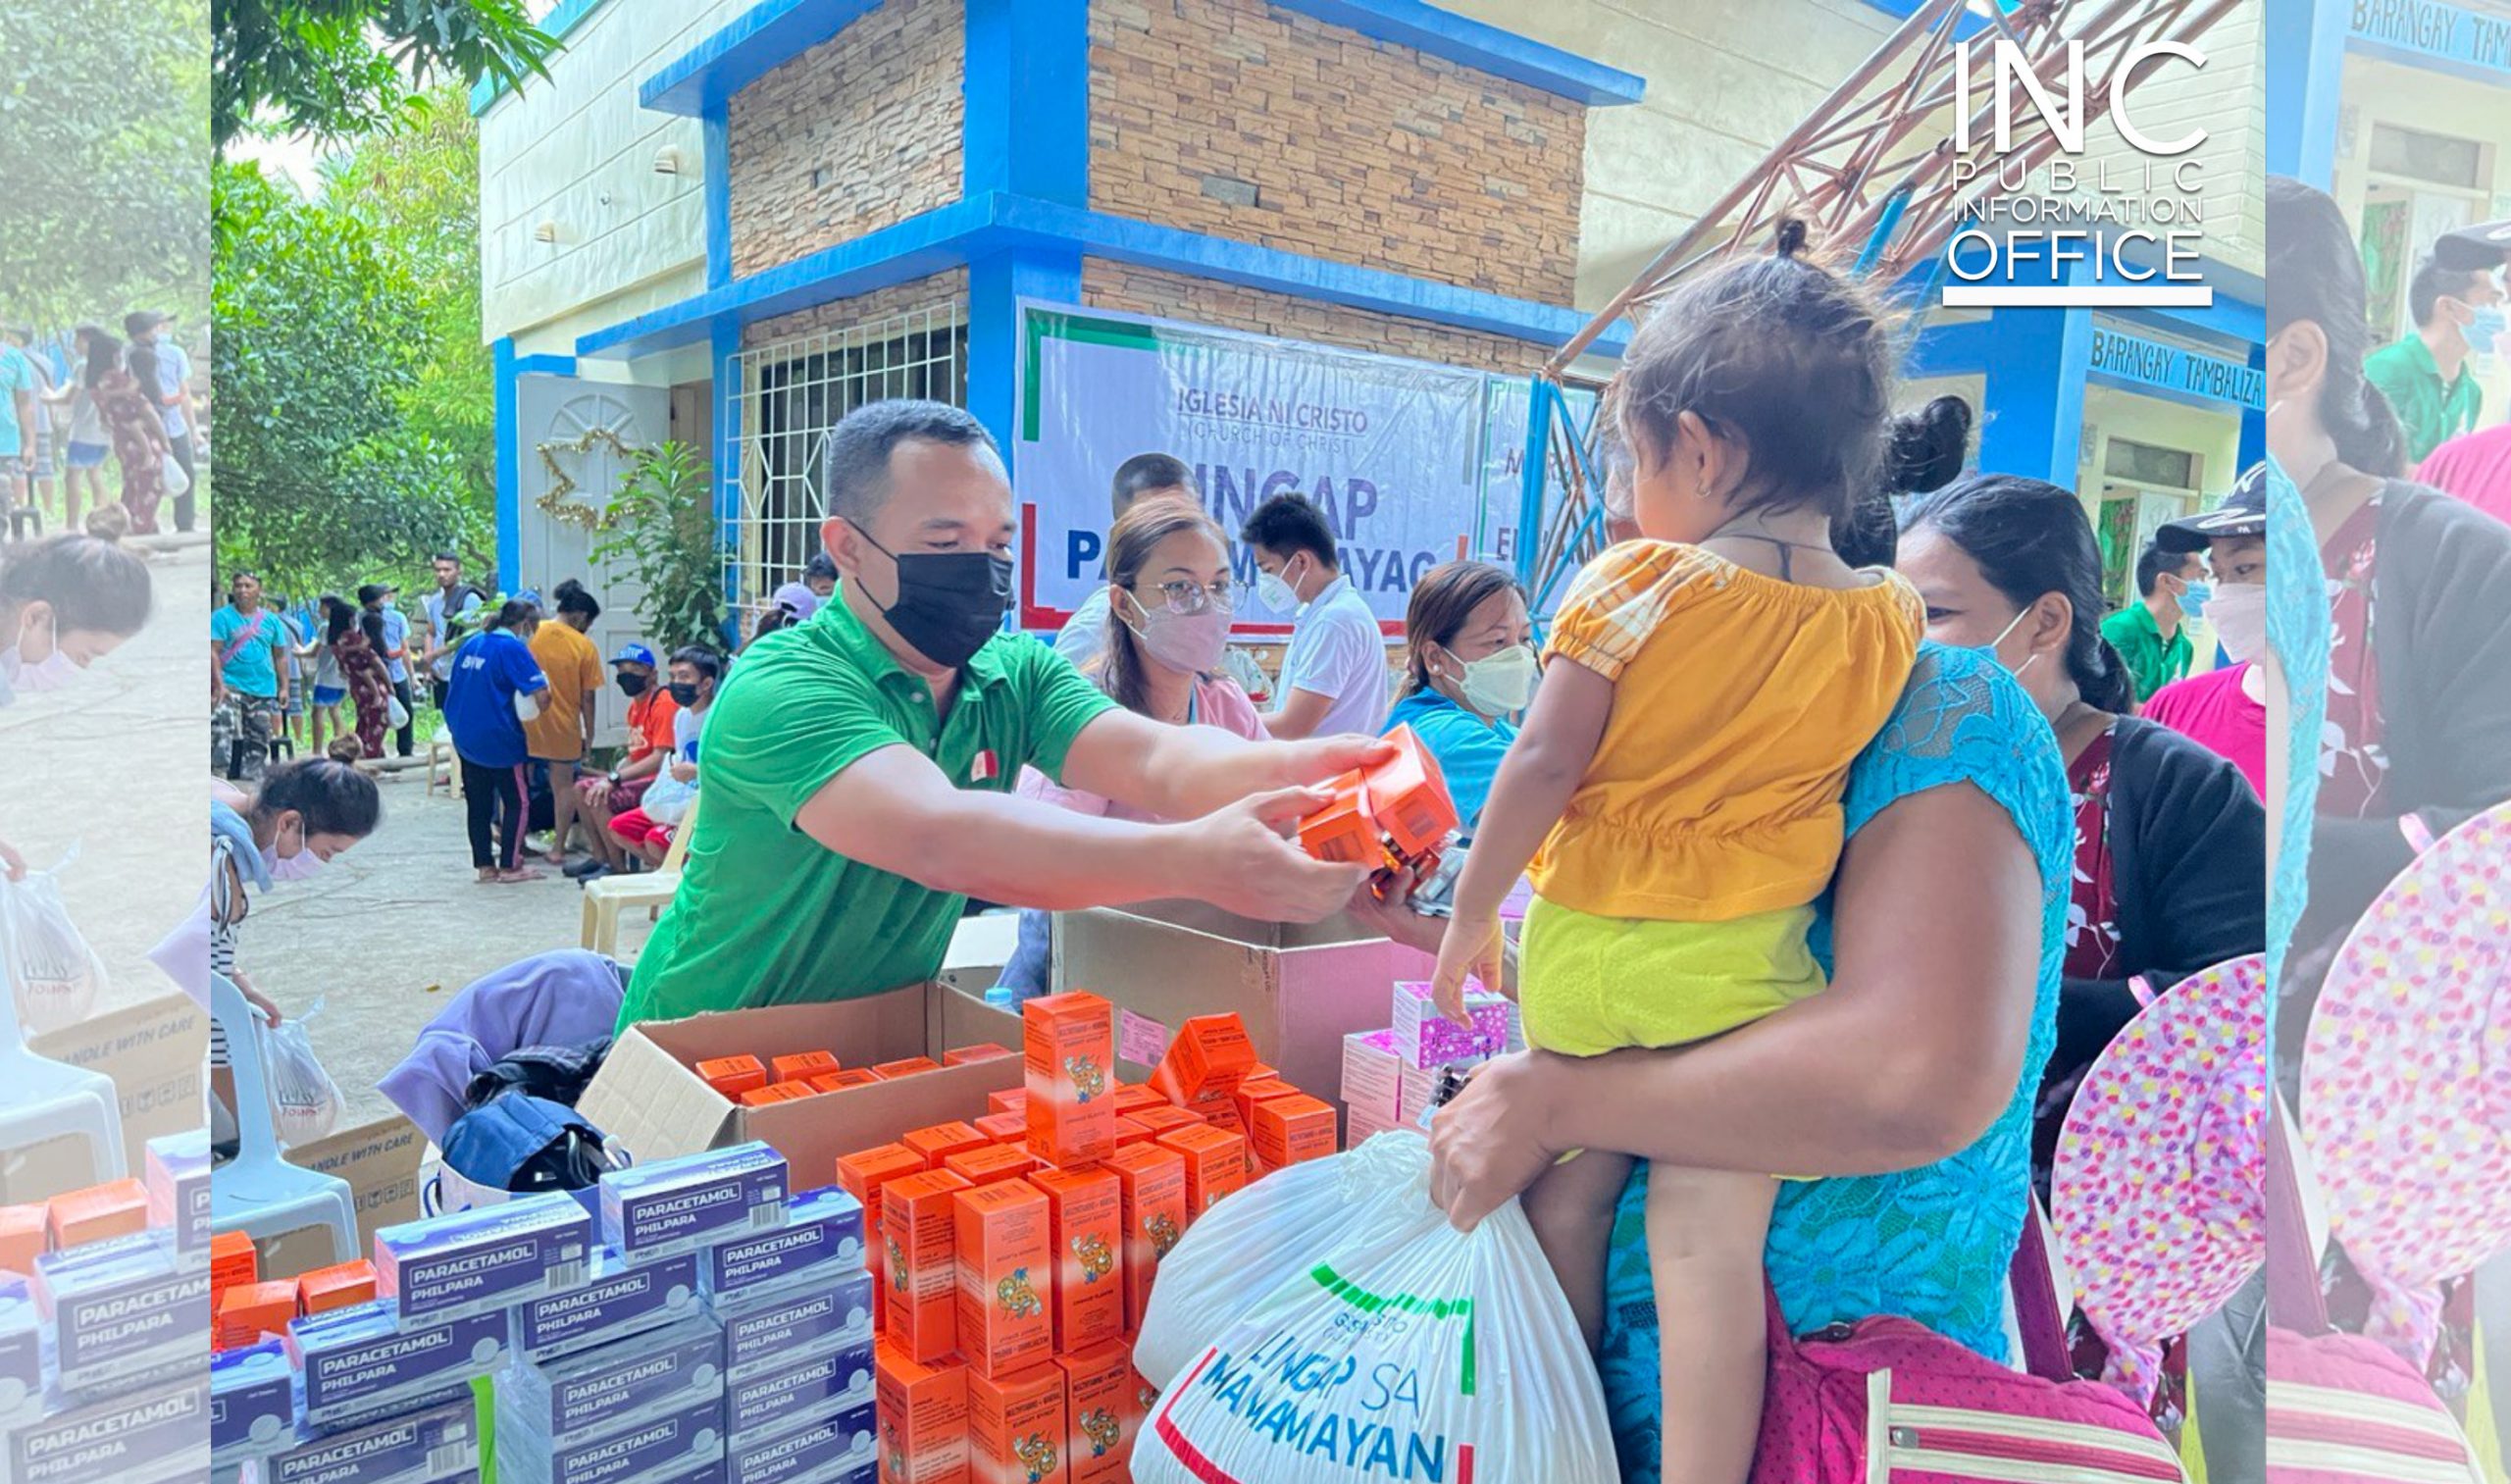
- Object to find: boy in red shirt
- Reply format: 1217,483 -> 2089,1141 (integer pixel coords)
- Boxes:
566,642 -> 679,882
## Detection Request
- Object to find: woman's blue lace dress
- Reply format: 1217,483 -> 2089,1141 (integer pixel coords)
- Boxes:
1597,643 -> 2073,1481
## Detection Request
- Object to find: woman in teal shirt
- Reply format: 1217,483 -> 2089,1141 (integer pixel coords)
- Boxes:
1382,560 -> 1533,837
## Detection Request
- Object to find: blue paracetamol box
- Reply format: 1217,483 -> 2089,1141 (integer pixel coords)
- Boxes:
515,1249 -> 702,1362
30,1234 -> 215,1398
725,1399 -> 874,1484
10,1374 -> 210,1484
252,1396 -> 478,1484
709,1268 -> 873,1378
498,1385 -> 725,1484
600,1144 -> 788,1264
286,1298 -> 508,1431
699,1187 -> 861,1305
503,1316 -> 724,1444
144,1130 -> 213,1265
726,1331 -> 872,1441
210,1342 -> 295,1459
0,1273 -> 40,1418
374,1192 -> 592,1327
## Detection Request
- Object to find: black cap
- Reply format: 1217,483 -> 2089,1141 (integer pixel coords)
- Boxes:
357,583 -> 395,606
123,310 -> 170,337
803,551 -> 839,583
2433,220 -> 2511,275
2155,465 -> 2268,553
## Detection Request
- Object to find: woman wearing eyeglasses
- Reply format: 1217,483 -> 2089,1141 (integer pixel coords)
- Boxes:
992,495 -> 1263,1000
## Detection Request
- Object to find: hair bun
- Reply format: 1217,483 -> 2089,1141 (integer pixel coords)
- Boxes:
1773,218 -> 1811,260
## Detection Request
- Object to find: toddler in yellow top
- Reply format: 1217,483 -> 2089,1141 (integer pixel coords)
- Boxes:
1432,221 -> 1925,1484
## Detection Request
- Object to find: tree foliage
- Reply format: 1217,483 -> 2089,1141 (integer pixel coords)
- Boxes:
211,159 -> 482,590
593,442 -> 729,658
0,0 -> 212,325
212,0 -> 555,145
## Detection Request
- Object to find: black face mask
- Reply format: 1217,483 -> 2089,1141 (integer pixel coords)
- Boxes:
852,524 -> 1013,670
616,673 -> 649,698
667,682 -> 700,707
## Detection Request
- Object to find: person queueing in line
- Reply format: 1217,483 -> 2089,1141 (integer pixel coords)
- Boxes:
1429,222 -> 1926,1484
2101,537 -> 2206,706
2361,222 -> 2506,467
442,597 -> 552,884
568,642 -> 679,884
604,645 -> 719,869
2141,470 -> 2270,798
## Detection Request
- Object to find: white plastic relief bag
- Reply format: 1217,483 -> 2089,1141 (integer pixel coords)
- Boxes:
1135,1128 -> 1431,1388
3,853 -> 107,1036
1133,1131 -> 1616,1484
264,999 -> 343,1148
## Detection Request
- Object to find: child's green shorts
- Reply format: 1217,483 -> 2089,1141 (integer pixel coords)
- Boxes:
1518,894 -> 1824,1058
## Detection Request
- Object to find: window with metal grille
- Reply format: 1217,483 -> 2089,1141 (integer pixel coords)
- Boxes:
726,301 -> 969,631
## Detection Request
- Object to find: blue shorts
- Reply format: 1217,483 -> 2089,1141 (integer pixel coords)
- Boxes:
313,685 -> 348,707
65,440 -> 108,469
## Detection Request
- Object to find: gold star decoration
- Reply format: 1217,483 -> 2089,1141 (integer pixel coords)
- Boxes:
535,426 -> 641,532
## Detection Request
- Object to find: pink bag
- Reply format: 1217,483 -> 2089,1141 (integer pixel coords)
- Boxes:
1752,1209 -> 2188,1482
2263,1109 -> 2484,1482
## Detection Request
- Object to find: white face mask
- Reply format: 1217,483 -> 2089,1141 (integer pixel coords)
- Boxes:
2206,581 -> 2267,665
2,614 -> 80,692
1256,554 -> 1307,616
1445,643 -> 1537,715
1984,605 -> 2040,683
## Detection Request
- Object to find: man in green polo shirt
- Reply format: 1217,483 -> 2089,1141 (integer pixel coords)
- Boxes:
2363,251 -> 2500,466
2102,538 -> 2202,704
618,400 -> 1388,1029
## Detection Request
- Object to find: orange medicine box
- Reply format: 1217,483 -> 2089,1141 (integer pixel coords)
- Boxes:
1245,1062 -> 1276,1081
973,1111 -> 1027,1143
877,1339 -> 971,1484
1148,1014 -> 1256,1106
904,1121 -> 993,1170
1028,1166 -> 1122,1355
47,1179 -> 148,1251
1253,1094 -> 1340,1171
1155,1125 -> 1247,1217
952,1180 -> 1053,1380
1230,1077 -> 1300,1129
810,1067 -> 882,1093
1296,770 -> 1374,866
945,1145 -> 1040,1189
694,1054 -> 767,1098
838,1144 -> 929,1330
988,1088 -> 1028,1117
1125,1104 -> 1203,1141
968,1363 -> 1066,1484
1179,1092 -> 1247,1144
1110,1116 -> 1152,1149
771,1049 -> 842,1084
740,1082 -> 816,1108
0,1204 -> 46,1277
886,1170 -> 974,1363
1367,724 -> 1460,861
217,1281 -> 295,1350
1055,1342 -> 1134,1484
1023,993 -> 1114,1170
945,1043 -> 1014,1066
875,1056 -> 943,1080
211,1229 -> 258,1295
1110,1085 -> 1164,1119
1107,1145 -> 1186,1333
296,1260 -> 377,1316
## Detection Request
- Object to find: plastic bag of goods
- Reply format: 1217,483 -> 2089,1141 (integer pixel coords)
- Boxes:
3,857 -> 107,1034
1134,1126 -> 1431,1387
1134,1130 -> 1616,1484
265,1000 -> 344,1147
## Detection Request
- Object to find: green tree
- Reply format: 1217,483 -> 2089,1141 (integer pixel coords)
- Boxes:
213,0 -> 555,146
593,442 -> 729,658
211,160 -> 483,589
0,0 -> 212,325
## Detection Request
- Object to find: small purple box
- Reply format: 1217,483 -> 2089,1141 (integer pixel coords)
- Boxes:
515,1249 -> 700,1361
1390,981 -> 1512,1069
260,1396 -> 476,1484
11,1373 -> 209,1484
598,1143 -> 787,1265
373,1192 -> 591,1328
209,1342 -> 293,1459
726,1398 -> 873,1484
726,1330 -> 873,1439
711,1267 -> 873,1379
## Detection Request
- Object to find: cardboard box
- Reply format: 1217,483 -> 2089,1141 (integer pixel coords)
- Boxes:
1107,1146 -> 1185,1335
1156,1126 -> 1247,1216
277,1116 -> 428,1281
295,1260 -> 376,1316
944,1145 -> 1039,1188
967,1363 -> 1066,1484
23,995 -> 204,1203
885,1170 -> 972,1365
1023,993 -> 1115,1169
46,1180 -> 147,1251
578,982 -> 1025,1194
1055,1342 -> 1134,1484
1252,1094 -> 1339,1171
696,1055 -> 768,1098
951,1181 -> 1052,1380
876,1339 -> 969,1484
1028,1167 -> 1121,1355
903,1122 -> 991,1171
1054,904 -> 1413,1108
770,1050 -> 841,1085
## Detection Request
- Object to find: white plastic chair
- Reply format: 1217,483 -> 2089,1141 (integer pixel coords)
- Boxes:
0,914 -> 125,1191
581,793 -> 696,956
208,972 -> 356,1265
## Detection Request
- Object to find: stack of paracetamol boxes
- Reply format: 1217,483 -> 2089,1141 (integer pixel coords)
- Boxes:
7,1130 -> 217,1484
1342,979 -> 1526,1144
846,1003 -> 1345,1484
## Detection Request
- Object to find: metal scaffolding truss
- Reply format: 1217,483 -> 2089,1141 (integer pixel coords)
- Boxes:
1518,0 -> 2241,609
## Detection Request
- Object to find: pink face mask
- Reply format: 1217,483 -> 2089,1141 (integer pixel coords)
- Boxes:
3,615 -> 80,692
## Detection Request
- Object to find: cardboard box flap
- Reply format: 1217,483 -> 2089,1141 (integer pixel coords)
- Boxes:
1106,899 -> 1383,951
577,1027 -> 742,1171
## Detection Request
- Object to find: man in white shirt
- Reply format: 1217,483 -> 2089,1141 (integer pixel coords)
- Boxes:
126,311 -> 199,534
1053,452 -> 1200,669
1242,492 -> 1389,740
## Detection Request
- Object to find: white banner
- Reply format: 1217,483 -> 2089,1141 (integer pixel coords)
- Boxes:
1016,303 -> 1547,634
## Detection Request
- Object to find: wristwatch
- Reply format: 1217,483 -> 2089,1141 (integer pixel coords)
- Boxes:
606,769 -> 621,786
